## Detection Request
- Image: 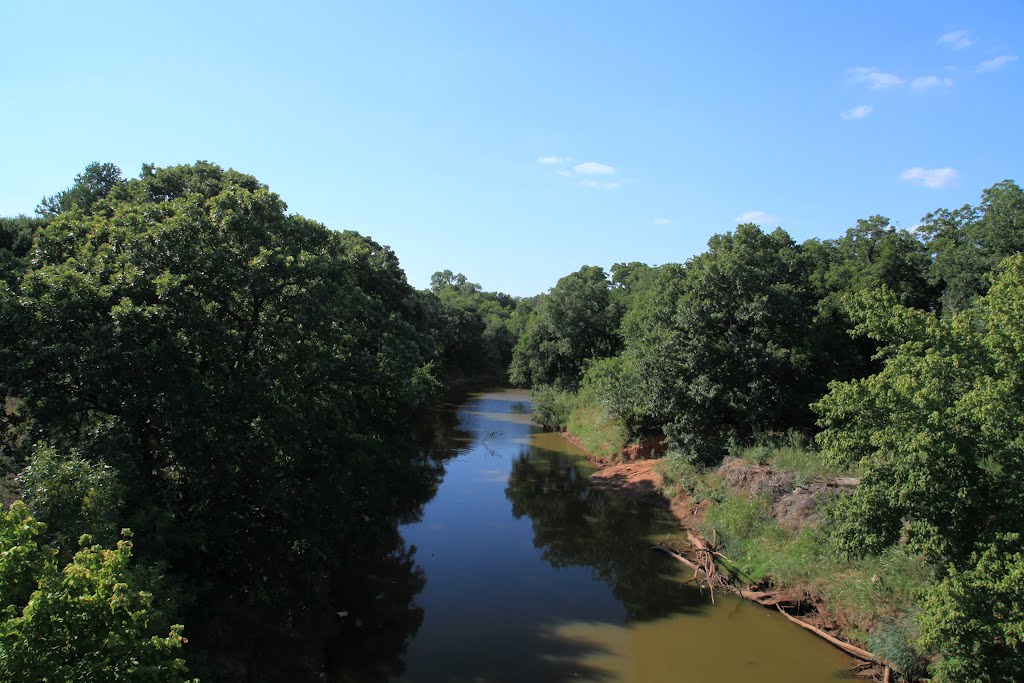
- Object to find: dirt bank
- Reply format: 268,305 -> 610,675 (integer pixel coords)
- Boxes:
583,448 -> 888,678
588,458 -> 706,529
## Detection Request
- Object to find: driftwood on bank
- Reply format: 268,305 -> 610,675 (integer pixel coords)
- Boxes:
774,605 -> 885,664
652,542 -> 718,603
652,532 -> 899,677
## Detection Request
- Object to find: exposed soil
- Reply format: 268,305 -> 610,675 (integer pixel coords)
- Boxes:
575,437 -> 882,677
719,456 -> 796,501
588,458 -> 707,532
559,432 -> 667,465
773,486 -> 837,531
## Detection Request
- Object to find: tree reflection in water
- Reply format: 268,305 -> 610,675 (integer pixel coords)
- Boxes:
505,445 -> 707,622
183,418 -> 470,682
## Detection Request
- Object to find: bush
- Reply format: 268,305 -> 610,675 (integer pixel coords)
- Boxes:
0,502 -> 193,683
578,355 -> 652,436
565,398 -> 628,460
657,450 -> 725,503
918,533 -> 1024,682
18,447 -> 123,557
529,386 -> 577,432
867,616 -> 929,680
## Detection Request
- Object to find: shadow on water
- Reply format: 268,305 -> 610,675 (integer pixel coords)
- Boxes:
187,389 -> 852,682
189,529 -> 427,683
183,429 -> 458,682
504,443 -> 707,622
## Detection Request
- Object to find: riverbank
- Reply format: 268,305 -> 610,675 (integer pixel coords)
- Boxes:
583,447 -> 928,680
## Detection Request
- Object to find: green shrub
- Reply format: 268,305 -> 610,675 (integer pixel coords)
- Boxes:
565,399 -> 627,459
18,447 -> 124,557
867,615 -> 929,680
657,450 -> 725,503
918,533 -> 1024,682
578,354 -> 651,436
529,385 -> 577,431
0,501 -> 193,683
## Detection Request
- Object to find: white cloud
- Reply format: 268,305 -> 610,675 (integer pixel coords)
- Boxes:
573,161 -> 616,176
937,30 -> 973,50
542,157 -> 621,187
735,210 -> 778,225
976,55 -> 1019,73
653,217 -> 672,225
579,179 -> 620,190
900,167 -> 958,189
910,75 -> 954,92
848,67 -> 905,89
841,104 -> 873,120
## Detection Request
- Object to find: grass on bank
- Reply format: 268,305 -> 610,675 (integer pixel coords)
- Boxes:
729,430 -> 852,486
530,385 -> 627,459
658,445 -> 933,675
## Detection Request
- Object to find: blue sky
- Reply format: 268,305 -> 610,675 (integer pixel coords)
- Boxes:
2,1 -> 1021,296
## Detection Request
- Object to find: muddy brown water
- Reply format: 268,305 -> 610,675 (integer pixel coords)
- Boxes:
392,388 -> 853,682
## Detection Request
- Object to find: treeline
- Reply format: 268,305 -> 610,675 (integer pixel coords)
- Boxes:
1,162 -> 1021,681
509,180 -> 1024,681
0,162 -> 519,681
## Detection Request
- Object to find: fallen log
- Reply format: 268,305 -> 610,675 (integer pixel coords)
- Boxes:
654,532 -> 898,679
775,605 -> 895,671
737,588 -> 793,606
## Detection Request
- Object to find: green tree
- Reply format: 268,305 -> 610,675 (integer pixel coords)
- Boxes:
0,216 -> 45,287
36,162 -> 125,217
419,270 -> 518,378
806,216 -> 935,311
3,161 -> 438,593
918,533 -> 1024,683
920,179 -> 1024,314
0,502 -> 192,683
627,226 -> 819,460
509,266 -> 621,389
815,256 -> 1024,677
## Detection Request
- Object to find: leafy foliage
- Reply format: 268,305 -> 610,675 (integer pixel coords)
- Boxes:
919,179 -> 1024,314
815,257 -> 1024,676
528,386 -> 577,432
0,502 -> 192,683
1,162 -> 462,676
17,447 -> 123,558
419,270 -> 519,378
626,225 -> 822,461
509,266 -> 621,390
918,533 -> 1024,682
816,257 -> 1024,564
36,162 -> 126,218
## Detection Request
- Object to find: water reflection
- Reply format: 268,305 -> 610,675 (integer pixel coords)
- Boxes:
395,389 -> 852,683
187,389 -> 851,682
184,435 -> 453,682
504,444 -> 703,622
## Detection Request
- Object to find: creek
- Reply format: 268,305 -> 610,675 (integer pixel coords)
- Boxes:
389,388 -> 853,682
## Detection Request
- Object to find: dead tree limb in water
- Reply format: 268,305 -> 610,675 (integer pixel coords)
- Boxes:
652,534 -> 899,678
652,543 -> 719,604
775,605 -> 897,673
